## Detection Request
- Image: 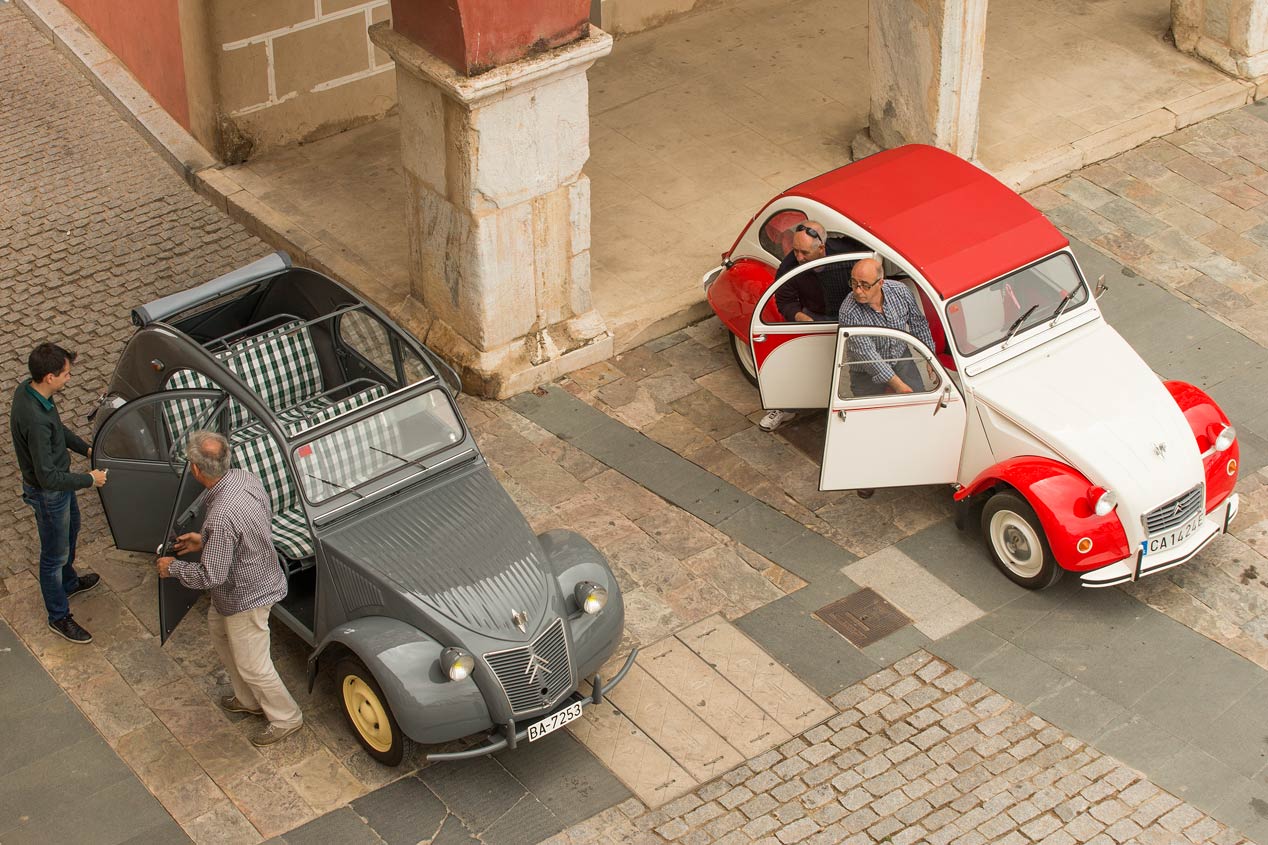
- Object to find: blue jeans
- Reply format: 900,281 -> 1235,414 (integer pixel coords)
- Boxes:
21,485 -> 82,623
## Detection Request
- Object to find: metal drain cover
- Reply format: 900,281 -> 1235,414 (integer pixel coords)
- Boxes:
816,588 -> 912,648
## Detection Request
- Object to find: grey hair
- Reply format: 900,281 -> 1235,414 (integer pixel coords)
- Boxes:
186,430 -> 232,479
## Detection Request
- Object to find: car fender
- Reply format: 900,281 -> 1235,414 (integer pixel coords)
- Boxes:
1163,381 -> 1239,512
706,257 -> 777,339
956,456 -> 1130,572
536,529 -> 625,681
310,616 -> 492,745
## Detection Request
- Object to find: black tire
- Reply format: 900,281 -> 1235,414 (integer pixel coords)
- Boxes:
730,332 -> 758,386
335,656 -> 411,766
981,491 -> 1063,590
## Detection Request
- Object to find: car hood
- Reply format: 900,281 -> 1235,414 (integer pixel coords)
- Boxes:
971,320 -> 1201,529
321,462 -> 554,641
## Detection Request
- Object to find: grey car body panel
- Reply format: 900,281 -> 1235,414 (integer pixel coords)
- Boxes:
319,463 -> 552,640
130,252 -> 292,327
318,616 -> 494,744
100,256 -> 632,757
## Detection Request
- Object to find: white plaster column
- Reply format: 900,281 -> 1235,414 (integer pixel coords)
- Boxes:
369,22 -> 613,399
1172,0 -> 1268,78
854,0 -> 989,160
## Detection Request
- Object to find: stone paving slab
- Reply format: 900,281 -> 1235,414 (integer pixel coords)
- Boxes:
843,547 -> 985,641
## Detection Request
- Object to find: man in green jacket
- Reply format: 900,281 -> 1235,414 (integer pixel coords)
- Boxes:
11,343 -> 107,643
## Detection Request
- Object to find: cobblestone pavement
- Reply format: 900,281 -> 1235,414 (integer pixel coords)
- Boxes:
0,3 -> 261,581
547,652 -> 1253,845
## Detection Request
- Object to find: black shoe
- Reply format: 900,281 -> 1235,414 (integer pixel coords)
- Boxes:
48,615 -> 92,644
66,573 -> 100,599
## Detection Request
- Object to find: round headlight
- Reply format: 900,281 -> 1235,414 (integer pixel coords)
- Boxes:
1214,424 -> 1236,453
574,581 -> 608,615
440,647 -> 475,681
1089,486 -> 1117,517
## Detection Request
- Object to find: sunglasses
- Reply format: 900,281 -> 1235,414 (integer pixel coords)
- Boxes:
794,223 -> 823,242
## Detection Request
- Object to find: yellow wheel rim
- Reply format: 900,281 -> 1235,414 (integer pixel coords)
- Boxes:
342,675 -> 392,753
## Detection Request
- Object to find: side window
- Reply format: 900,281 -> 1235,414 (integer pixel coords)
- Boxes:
339,311 -> 394,377
759,209 -> 807,260
100,394 -> 222,462
839,333 -> 941,400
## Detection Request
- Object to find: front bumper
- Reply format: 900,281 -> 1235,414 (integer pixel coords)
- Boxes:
1080,493 -> 1238,587
424,648 -> 639,762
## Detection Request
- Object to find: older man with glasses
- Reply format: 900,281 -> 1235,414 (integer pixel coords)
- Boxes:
838,257 -> 937,497
759,220 -> 857,432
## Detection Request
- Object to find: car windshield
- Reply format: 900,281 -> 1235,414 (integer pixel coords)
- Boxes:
946,253 -> 1088,356
293,388 -> 464,503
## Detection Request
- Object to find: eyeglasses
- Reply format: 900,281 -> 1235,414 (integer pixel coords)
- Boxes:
793,223 -> 823,242
849,277 -> 882,291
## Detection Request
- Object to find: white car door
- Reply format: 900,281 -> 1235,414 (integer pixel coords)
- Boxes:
820,327 -> 967,490
751,252 -> 874,410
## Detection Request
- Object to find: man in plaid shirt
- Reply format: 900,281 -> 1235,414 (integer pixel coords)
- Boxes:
157,430 -> 303,747
838,257 -> 936,396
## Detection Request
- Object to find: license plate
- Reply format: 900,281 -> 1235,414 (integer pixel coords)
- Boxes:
527,701 -> 584,742
1141,512 -> 1203,556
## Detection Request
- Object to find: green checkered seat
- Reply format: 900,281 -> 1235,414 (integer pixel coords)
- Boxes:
222,322 -> 322,421
230,425 -> 313,562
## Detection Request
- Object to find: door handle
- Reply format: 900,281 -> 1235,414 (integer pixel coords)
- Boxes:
752,334 -> 767,343
836,409 -> 846,421
933,386 -> 951,416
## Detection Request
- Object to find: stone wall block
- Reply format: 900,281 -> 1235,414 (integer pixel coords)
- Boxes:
532,184 -> 575,329
1172,0 -> 1268,79
211,0 -> 314,45
218,42 -> 269,114
468,72 -> 591,208
272,14 -> 371,98
397,72 -> 448,195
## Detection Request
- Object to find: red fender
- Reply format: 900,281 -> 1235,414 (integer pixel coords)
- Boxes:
956,457 -> 1130,572
706,257 -> 776,340
1163,381 -> 1239,512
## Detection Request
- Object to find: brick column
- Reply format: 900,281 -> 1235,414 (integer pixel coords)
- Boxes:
369,22 -> 613,398
1172,0 -> 1268,79
853,0 -> 989,160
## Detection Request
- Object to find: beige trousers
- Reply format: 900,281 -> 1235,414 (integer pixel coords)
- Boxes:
207,604 -> 303,728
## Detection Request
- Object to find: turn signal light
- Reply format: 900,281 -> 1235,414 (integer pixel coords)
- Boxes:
1076,537 -> 1093,554
1227,458 -> 1238,477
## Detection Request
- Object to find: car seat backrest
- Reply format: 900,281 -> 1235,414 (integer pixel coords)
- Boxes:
221,321 -> 322,421
231,426 -> 295,515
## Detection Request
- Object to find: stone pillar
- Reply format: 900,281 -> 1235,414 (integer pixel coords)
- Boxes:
853,0 -> 989,160
1172,0 -> 1268,78
369,22 -> 613,398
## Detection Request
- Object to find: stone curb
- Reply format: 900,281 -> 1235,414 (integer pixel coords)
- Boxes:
11,0 -> 386,308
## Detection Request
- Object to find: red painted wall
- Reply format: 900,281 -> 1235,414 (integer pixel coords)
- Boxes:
61,0 -> 190,129
391,0 -> 589,75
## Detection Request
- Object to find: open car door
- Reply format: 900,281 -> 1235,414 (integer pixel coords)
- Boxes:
820,327 -> 966,490
751,252 -> 874,410
91,389 -> 226,642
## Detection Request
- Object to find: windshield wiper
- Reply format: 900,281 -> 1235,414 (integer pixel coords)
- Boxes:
369,445 -> 410,465
306,472 -> 363,498
1048,291 -> 1074,326
1003,304 -> 1038,346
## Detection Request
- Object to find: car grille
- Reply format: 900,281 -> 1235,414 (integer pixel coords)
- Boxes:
484,618 -> 573,715
1142,484 -> 1204,535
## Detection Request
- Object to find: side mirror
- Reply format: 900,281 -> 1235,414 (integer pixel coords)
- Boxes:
1094,275 -> 1108,300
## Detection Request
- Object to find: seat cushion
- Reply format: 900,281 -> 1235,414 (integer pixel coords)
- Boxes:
220,321 -> 323,421
271,504 -> 314,561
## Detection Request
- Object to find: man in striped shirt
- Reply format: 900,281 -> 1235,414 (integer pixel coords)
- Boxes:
157,430 -> 303,747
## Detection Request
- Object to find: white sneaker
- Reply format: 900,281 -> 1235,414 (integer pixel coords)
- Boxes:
758,409 -> 797,432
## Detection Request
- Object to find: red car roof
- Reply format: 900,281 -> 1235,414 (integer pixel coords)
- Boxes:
787,145 -> 1069,299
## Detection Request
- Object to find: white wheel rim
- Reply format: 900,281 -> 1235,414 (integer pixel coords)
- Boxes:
989,510 -> 1044,579
733,334 -> 757,379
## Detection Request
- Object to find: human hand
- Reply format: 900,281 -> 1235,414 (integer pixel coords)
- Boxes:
794,312 -> 813,323
173,533 -> 203,554
893,380 -> 914,394
156,557 -> 174,578
90,468 -> 107,488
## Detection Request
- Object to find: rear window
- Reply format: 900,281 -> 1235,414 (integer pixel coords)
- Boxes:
759,210 -> 807,260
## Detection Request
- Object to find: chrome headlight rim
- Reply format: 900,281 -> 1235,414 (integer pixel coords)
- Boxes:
440,646 -> 475,681
1092,487 -> 1117,517
1214,424 -> 1236,453
574,580 -> 608,615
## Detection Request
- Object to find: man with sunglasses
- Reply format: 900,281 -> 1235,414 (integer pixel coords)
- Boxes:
759,221 -> 856,432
